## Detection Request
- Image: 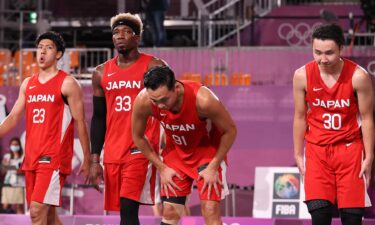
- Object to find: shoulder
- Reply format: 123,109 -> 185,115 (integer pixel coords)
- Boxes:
93,62 -> 106,77
134,89 -> 153,114
352,65 -> 372,90
19,77 -> 32,92
293,65 -> 306,79
293,65 -> 307,88
136,89 -> 151,105
196,86 -> 219,111
147,56 -> 167,70
61,75 -> 81,95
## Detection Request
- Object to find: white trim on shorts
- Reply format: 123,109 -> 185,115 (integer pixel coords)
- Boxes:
139,161 -> 154,204
221,161 -> 229,199
43,170 -> 61,206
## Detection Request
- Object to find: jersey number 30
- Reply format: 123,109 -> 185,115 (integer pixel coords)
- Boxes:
322,113 -> 341,130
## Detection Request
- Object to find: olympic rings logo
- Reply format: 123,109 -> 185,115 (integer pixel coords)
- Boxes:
367,60 -> 375,76
278,22 -> 322,46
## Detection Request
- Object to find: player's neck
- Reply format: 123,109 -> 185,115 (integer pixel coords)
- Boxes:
117,49 -> 140,67
38,66 -> 59,83
319,58 -> 344,77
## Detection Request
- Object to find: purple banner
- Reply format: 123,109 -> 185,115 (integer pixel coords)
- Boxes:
226,4 -> 364,46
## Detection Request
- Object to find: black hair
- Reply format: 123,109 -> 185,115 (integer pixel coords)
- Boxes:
35,31 -> 66,56
312,23 -> 345,48
144,66 -> 176,91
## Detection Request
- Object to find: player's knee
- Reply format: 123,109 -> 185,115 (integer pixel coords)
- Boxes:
29,204 -> 45,221
306,200 -> 334,225
201,201 -> 220,220
161,206 -> 180,225
340,208 -> 364,225
162,203 -> 182,220
306,199 -> 333,213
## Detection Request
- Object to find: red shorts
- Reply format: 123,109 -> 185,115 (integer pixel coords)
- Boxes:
24,169 -> 66,206
160,161 -> 229,202
304,140 -> 371,208
104,157 -> 156,211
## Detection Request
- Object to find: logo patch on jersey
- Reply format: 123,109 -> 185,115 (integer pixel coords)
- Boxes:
313,87 -> 323,91
29,86 -> 36,89
107,72 -> 117,77
38,156 -> 51,164
160,113 -> 167,117
130,148 -> 141,154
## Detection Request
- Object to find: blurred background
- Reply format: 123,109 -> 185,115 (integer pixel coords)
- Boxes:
0,0 -> 374,221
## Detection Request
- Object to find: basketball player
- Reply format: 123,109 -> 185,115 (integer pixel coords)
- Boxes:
0,31 -> 91,225
293,24 -> 374,225
132,66 -> 237,225
88,13 -> 165,225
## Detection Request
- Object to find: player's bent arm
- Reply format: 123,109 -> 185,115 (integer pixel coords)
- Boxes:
90,65 -> 106,162
293,67 -> 307,161
62,76 -> 91,161
132,90 -> 166,170
196,87 -> 237,170
353,67 -> 374,162
0,78 -> 29,137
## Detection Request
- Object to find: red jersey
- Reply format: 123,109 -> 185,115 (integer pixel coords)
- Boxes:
101,53 -> 159,163
152,81 -> 219,167
305,58 -> 362,145
22,70 -> 74,174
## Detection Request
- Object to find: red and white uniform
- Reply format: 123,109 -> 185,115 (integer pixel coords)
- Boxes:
23,70 -> 73,206
304,58 -> 371,208
101,54 -> 158,210
152,81 -> 229,201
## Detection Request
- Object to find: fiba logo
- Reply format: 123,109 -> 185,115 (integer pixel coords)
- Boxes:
273,173 -> 300,199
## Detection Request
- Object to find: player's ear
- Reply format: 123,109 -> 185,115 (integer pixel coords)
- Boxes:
56,51 -> 63,60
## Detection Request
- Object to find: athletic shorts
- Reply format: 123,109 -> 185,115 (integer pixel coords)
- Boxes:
154,173 -> 161,204
160,161 -> 229,202
304,140 -> 371,208
104,157 -> 156,211
24,169 -> 66,206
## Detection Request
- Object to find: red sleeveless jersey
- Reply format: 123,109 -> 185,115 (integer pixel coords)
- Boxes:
101,53 -> 159,163
22,70 -> 74,174
152,81 -> 219,167
305,58 -> 361,145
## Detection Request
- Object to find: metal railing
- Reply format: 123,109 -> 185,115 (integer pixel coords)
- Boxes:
0,47 -> 111,86
198,0 -> 279,47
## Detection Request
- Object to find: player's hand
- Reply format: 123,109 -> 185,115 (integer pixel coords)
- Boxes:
88,162 -> 104,193
295,155 -> 305,182
77,157 -> 91,184
160,166 -> 182,199
359,157 -> 373,189
198,166 -> 221,200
